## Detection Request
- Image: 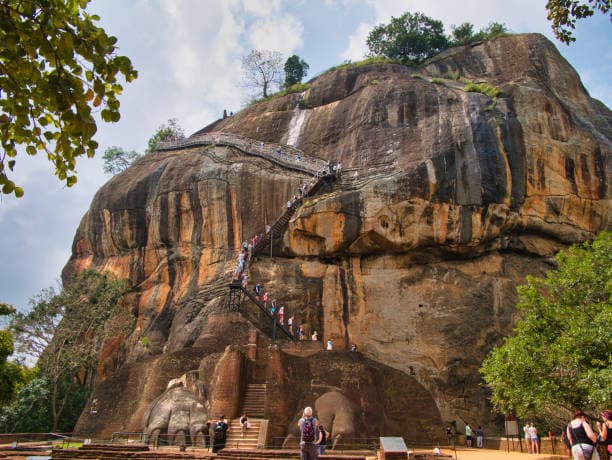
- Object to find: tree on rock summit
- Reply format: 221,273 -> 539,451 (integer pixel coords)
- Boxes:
284,55 -> 309,88
242,49 -> 284,98
366,11 -> 449,64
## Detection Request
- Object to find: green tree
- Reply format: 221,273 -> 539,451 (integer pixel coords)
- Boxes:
366,11 -> 450,64
10,270 -> 131,431
0,302 -> 26,405
102,146 -> 141,175
480,22 -> 509,39
284,55 -> 309,87
0,0 -> 138,198
145,118 -> 185,154
242,49 -> 284,98
480,232 -> 612,423
546,0 -> 611,44
451,22 -> 509,46
451,22 -> 476,45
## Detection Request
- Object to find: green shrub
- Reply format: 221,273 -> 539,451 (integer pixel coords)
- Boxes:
411,73 -> 423,79
323,56 -> 401,74
441,70 -> 461,80
283,82 -> 310,94
298,98 -> 312,109
245,82 -> 312,108
430,77 -> 445,85
464,82 -> 501,98
369,79 -> 380,85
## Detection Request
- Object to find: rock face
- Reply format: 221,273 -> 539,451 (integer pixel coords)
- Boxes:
67,34 -> 611,440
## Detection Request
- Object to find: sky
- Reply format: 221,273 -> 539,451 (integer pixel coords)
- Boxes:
1,0 -> 611,314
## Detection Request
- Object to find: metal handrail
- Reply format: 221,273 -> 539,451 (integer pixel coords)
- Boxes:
156,132 -> 329,176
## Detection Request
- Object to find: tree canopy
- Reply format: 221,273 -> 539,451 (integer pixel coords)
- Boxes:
102,146 -> 141,175
366,12 -> 449,64
242,50 -> 284,98
101,119 -> 185,175
0,303 -> 25,405
8,269 -> 131,430
480,232 -> 612,423
145,118 -> 185,154
451,21 -> 509,45
0,0 -> 137,197
546,0 -> 611,44
284,55 -> 309,88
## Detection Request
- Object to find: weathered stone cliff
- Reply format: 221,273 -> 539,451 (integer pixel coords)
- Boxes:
67,34 -> 611,441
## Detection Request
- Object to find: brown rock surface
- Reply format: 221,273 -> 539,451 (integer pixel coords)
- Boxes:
67,34 -> 610,440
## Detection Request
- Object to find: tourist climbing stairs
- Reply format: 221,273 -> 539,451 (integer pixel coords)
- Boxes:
252,171 -> 334,256
238,287 -> 294,340
224,418 -> 265,450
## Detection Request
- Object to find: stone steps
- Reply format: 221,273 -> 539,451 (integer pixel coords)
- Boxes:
224,418 -> 264,450
240,383 -> 267,417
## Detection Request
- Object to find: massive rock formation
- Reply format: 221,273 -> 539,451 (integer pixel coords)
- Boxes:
68,34 -> 611,441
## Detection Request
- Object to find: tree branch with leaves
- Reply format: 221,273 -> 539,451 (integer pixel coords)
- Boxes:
0,0 -> 137,197
480,232 -> 612,423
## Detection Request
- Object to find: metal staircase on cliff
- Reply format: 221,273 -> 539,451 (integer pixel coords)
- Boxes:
157,132 -> 336,342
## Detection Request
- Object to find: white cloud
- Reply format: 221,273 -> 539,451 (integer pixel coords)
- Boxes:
243,0 -> 282,16
341,22 -> 371,61
248,14 -> 304,54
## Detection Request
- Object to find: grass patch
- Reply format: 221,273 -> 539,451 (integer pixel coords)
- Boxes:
245,82 -> 312,107
441,70 -> 461,81
463,82 -> 501,98
430,77 -> 445,85
411,73 -> 423,79
369,79 -> 380,85
323,56 -> 402,74
282,82 -> 310,94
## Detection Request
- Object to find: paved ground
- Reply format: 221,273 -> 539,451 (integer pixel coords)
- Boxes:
433,447 -> 567,460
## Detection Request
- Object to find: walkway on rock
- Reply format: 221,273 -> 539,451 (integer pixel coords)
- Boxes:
157,132 -> 337,342
157,132 -> 329,177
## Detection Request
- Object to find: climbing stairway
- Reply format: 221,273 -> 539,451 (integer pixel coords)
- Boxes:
159,133 -> 335,342
236,286 -> 294,339
223,418 -> 265,450
241,383 -> 267,416
251,172 -> 333,256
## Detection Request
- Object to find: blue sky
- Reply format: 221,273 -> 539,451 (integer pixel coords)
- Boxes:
0,0 -> 610,314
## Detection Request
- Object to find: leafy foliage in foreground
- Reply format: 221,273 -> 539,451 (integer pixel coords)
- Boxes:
480,232 -> 612,423
0,374 -> 89,433
0,0 -> 137,197
546,0 -> 611,44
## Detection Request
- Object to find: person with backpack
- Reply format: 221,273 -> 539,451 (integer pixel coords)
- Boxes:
298,406 -> 319,460
212,414 -> 229,453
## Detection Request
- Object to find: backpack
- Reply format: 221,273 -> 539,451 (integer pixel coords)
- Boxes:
214,422 -> 225,440
301,417 -> 316,443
